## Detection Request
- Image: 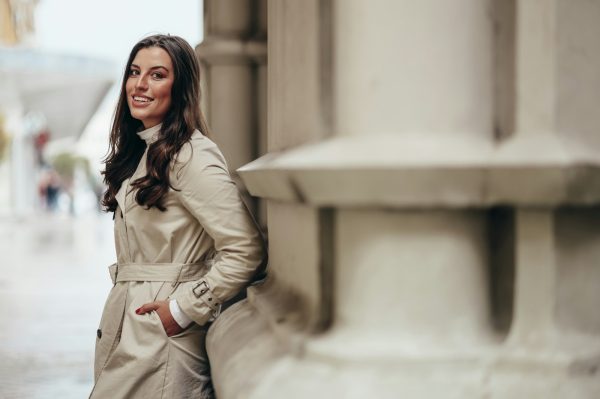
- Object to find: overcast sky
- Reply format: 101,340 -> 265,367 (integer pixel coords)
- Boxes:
35,0 -> 203,72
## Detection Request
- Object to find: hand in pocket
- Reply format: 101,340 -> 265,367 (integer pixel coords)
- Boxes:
136,300 -> 183,337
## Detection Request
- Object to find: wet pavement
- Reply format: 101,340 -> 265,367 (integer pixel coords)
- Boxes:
0,212 -> 115,399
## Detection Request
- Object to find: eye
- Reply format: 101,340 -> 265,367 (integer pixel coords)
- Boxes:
151,72 -> 165,79
128,69 -> 140,76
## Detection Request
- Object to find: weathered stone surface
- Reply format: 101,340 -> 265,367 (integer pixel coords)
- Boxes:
204,0 -> 600,397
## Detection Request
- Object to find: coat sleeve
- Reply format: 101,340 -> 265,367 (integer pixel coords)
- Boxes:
169,136 -> 266,326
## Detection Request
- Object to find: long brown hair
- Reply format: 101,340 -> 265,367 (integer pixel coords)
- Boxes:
102,34 -> 210,212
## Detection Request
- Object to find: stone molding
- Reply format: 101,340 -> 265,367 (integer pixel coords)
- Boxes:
197,38 -> 267,65
238,133 -> 600,207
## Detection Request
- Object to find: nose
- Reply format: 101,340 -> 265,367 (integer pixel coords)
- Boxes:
135,73 -> 149,90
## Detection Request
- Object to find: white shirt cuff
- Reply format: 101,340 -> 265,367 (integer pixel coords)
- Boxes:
169,299 -> 193,328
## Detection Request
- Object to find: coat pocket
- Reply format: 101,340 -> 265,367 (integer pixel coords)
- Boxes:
149,309 -> 169,339
94,285 -> 127,381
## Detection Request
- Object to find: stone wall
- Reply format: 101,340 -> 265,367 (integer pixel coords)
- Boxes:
201,1 -> 600,397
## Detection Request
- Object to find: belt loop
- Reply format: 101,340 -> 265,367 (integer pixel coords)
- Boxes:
108,263 -> 118,285
172,264 -> 183,287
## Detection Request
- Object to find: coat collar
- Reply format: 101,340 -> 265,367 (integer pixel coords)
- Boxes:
136,123 -> 162,144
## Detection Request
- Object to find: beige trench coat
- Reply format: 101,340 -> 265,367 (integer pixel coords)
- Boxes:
89,124 -> 265,399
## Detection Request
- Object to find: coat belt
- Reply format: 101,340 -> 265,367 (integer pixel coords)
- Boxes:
108,262 -> 210,285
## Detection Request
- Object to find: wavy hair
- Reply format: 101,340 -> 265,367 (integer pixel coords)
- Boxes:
101,34 -> 210,212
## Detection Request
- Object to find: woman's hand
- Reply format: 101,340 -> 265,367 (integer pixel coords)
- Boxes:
136,300 -> 183,337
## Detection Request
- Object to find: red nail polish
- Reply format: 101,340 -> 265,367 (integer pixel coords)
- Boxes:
135,308 -> 141,314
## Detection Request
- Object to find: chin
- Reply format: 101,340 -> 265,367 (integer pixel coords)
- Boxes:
131,111 -> 147,121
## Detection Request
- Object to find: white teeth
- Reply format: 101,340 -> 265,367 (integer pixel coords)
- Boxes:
133,96 -> 152,102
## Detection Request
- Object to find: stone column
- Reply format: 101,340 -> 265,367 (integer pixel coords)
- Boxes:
206,0 -> 600,398
197,0 -> 267,221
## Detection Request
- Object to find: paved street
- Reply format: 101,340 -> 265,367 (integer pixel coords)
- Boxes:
0,212 -> 115,399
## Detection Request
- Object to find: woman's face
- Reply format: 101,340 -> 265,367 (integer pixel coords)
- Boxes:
126,46 -> 175,129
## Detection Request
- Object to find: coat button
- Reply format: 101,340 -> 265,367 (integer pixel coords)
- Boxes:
97,328 -> 102,339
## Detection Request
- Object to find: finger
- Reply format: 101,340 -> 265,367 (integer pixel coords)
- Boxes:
136,302 -> 159,314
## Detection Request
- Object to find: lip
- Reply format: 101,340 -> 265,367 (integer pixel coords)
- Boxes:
130,94 -> 154,107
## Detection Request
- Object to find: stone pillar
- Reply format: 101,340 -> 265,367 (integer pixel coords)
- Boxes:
197,0 -> 267,221
206,0 -> 600,398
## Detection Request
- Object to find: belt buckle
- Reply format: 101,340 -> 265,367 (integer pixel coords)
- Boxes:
192,280 -> 209,298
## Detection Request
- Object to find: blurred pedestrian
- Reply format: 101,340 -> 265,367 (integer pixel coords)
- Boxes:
46,168 -> 61,211
89,34 -> 266,399
38,166 -> 62,212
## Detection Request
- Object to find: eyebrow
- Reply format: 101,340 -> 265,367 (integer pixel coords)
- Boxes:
130,63 -> 170,72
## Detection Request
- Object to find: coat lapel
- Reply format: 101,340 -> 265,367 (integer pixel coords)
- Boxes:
115,179 -> 128,214
121,150 -> 148,213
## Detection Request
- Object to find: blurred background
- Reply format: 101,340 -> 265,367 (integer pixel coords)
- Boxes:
2,0 -> 600,398
0,0 -> 202,397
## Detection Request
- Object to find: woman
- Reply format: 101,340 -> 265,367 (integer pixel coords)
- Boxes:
89,34 -> 265,399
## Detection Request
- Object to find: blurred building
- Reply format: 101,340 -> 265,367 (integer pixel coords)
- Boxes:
199,1 -> 600,398
0,0 -> 37,46
0,0 -> 113,216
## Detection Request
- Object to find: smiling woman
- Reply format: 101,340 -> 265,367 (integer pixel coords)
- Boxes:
126,47 -> 174,128
90,34 -> 266,399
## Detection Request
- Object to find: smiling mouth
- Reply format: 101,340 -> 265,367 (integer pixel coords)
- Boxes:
132,95 -> 153,103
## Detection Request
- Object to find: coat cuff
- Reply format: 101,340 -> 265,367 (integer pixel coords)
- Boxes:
169,299 -> 193,328
171,278 -> 221,326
